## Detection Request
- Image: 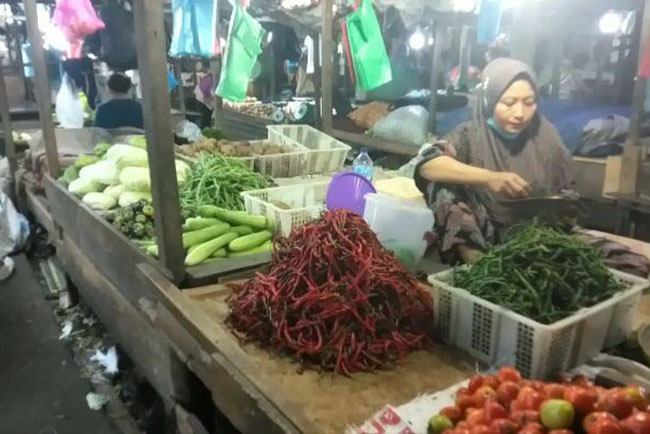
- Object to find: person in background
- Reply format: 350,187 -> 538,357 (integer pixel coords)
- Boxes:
484,45 -> 510,65
94,73 -> 144,129
415,58 -> 572,264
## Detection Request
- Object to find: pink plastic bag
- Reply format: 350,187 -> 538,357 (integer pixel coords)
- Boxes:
53,0 -> 105,58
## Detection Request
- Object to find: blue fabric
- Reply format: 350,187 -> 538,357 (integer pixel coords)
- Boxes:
477,0 -> 502,44
169,0 -> 216,58
168,69 -> 179,92
436,99 -> 632,154
94,98 -> 144,129
487,117 -> 520,140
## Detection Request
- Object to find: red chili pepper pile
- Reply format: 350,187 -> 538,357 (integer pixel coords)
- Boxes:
227,209 -> 433,374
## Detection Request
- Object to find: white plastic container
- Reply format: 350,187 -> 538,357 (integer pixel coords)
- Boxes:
428,269 -> 650,379
363,193 -> 434,267
250,139 -> 310,178
241,182 -> 329,237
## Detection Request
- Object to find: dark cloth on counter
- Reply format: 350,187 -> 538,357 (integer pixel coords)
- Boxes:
62,57 -> 98,109
94,98 -> 143,130
414,58 -> 573,264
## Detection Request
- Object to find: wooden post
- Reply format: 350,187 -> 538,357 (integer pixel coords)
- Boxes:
628,0 -> 650,146
321,0 -> 334,133
24,0 -> 60,177
313,32 -> 322,128
428,22 -> 445,133
212,0 -> 223,127
132,0 -> 185,283
172,60 -> 187,117
0,64 -> 17,189
458,26 -> 471,89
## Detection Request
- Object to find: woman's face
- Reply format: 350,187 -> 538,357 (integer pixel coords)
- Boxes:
493,79 -> 537,134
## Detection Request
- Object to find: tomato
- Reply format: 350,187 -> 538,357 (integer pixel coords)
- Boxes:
540,399 -> 575,430
466,409 -> 486,426
456,421 -> 470,430
483,375 -> 500,391
548,430 -> 574,434
469,426 -> 493,434
517,387 -> 545,411
572,375 -> 594,387
518,426 -> 544,434
454,429 -> 471,434
473,387 -> 498,408
457,395 -> 476,413
564,385 -> 598,415
497,367 -> 522,384
440,406 -> 463,424
530,381 -> 547,392
620,411 -> 650,434
622,387 -> 648,411
544,383 -> 567,400
509,410 -> 541,426
586,418 -> 624,434
598,389 -> 635,420
496,382 -> 520,406
483,401 -> 507,424
584,412 -> 620,433
488,418 -> 518,434
468,375 -> 484,394
429,415 -> 455,434
521,422 -> 545,433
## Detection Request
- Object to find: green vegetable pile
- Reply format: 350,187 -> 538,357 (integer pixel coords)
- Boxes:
179,154 -> 268,212
106,200 -> 156,240
453,224 -> 624,324
202,127 -> 223,140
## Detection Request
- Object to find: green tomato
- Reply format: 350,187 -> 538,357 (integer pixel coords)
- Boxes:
540,399 -> 574,430
427,415 -> 453,434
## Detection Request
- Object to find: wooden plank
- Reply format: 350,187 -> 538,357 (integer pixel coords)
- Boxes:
428,23 -> 446,132
312,32 -> 322,128
24,0 -> 60,177
457,26 -> 471,89
0,64 -> 18,184
320,0 -> 334,133
132,0 -> 185,282
331,128 -> 417,156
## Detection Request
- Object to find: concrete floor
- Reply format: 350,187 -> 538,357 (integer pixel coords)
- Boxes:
0,255 -> 119,434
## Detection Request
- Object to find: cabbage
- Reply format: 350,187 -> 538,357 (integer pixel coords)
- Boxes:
175,160 -> 191,185
118,191 -> 152,207
128,136 -> 147,149
105,144 -> 148,169
74,154 -> 100,168
103,184 -> 126,200
119,167 -> 150,192
79,160 -> 119,185
69,177 -> 103,195
82,192 -> 117,210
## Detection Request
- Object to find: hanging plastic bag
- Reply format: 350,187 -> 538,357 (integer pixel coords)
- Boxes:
216,3 -> 265,102
346,0 -> 392,91
53,0 -> 105,59
169,0 -> 218,58
56,74 -> 84,129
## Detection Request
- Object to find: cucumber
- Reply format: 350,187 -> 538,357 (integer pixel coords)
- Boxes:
211,248 -> 227,258
197,205 -> 247,218
228,230 -> 273,253
182,217 -> 222,232
231,225 -> 254,236
185,232 -> 239,266
214,209 -> 268,230
228,241 -> 272,258
182,223 -> 230,249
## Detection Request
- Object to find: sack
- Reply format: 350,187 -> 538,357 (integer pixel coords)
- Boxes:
346,0 -> 392,91
56,74 -> 84,128
216,4 -> 265,102
0,192 -> 29,258
53,0 -> 105,58
370,105 -> 429,148
169,0 -> 218,58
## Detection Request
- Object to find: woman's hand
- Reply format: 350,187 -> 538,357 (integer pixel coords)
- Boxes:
485,172 -> 531,198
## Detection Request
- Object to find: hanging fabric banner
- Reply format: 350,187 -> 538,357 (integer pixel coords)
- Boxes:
169,0 -> 218,58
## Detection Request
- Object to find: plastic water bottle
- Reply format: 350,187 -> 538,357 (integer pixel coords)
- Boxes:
352,148 -> 374,181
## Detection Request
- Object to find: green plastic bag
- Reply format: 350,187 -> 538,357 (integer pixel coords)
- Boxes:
215,4 -> 264,102
346,0 -> 392,91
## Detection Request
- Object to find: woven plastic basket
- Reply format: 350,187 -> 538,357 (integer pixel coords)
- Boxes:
250,139 -> 310,178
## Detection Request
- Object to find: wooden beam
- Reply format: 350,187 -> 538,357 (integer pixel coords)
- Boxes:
312,32 -> 322,128
132,0 -> 186,282
212,0 -> 223,127
457,26 -> 471,89
428,23 -> 445,133
24,0 -> 60,177
173,60 -> 187,118
0,63 -> 17,187
320,0 -> 334,133
628,0 -> 650,146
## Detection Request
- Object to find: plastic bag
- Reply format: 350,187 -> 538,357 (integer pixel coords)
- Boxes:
169,0 -> 218,58
0,192 -> 29,258
216,4 -> 265,102
175,120 -> 202,142
346,0 -> 392,91
53,0 -> 105,58
56,74 -> 84,128
370,105 -> 429,148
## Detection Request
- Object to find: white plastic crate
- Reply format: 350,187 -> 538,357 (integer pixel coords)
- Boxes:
428,269 -> 649,379
250,139 -> 310,178
267,124 -> 351,174
241,182 -> 329,237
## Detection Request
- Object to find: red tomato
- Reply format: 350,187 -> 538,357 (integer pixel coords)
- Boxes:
483,401 -> 507,424
497,367 -> 522,384
548,430 -> 574,434
622,387 -> 648,411
572,375 -> 594,387
473,387 -> 498,408
598,389 -> 635,420
544,383 -> 567,400
564,385 -> 598,415
457,387 -> 470,399
455,429 -> 471,434
530,381 -> 547,392
457,395 -> 476,413
509,410 -> 541,425
468,375 -> 485,394
522,422 -> 545,432
489,418 -> 518,434
456,421 -> 470,430
469,426 -> 493,434
466,409 -> 486,426
620,411 -> 650,434
517,387 -> 545,411
483,375 -> 500,391
518,427 -> 544,434
441,406 -> 463,424
584,412 -> 620,433
496,382 -> 520,406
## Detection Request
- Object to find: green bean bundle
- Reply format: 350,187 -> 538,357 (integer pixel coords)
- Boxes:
454,224 -> 624,324
179,155 -> 268,212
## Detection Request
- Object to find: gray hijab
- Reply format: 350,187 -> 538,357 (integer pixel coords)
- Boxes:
472,58 -> 572,224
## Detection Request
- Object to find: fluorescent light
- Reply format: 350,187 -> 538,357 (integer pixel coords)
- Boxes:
599,11 -> 622,34
409,31 -> 426,51
267,31 -> 274,43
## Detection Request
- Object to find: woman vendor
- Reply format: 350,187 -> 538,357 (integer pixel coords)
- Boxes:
415,58 -> 573,264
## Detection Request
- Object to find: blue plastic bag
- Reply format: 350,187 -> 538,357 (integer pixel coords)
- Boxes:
169,0 -> 217,58
477,0 -> 503,44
